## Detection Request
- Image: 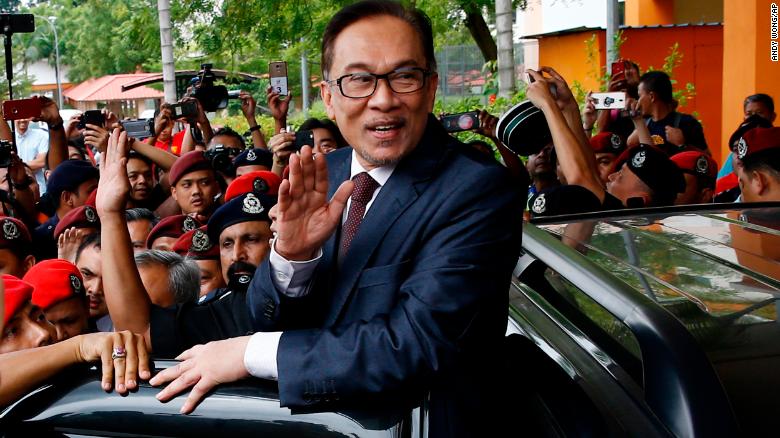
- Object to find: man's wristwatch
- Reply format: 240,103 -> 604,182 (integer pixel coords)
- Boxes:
48,119 -> 64,131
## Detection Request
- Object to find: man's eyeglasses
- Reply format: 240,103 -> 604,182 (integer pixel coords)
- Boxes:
328,67 -> 432,99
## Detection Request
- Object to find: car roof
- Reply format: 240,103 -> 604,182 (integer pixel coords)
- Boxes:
533,202 -> 780,370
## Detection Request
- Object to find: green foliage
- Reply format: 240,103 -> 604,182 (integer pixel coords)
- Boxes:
653,42 -> 696,108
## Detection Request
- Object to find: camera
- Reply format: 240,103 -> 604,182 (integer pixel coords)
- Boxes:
496,100 -> 553,156
293,130 -> 314,151
0,139 -> 14,168
169,101 -> 199,120
121,119 -> 155,139
191,63 -> 230,112
440,111 -> 480,133
204,144 -> 241,174
77,110 -> 105,130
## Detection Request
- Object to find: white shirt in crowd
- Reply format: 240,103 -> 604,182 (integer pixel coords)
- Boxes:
15,126 -> 49,194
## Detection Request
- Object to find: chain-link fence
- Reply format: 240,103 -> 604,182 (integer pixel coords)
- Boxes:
435,43 -> 525,104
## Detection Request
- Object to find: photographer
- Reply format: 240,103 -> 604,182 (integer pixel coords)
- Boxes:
583,60 -> 641,140
526,68 -> 685,210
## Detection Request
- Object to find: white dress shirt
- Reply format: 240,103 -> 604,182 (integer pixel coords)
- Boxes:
244,150 -> 396,380
15,127 -> 49,193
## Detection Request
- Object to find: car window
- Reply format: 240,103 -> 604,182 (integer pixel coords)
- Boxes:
542,267 -> 643,382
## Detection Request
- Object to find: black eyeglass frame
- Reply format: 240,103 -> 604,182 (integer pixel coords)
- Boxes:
327,67 -> 433,99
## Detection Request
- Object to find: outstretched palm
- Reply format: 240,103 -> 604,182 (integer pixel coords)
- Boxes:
274,146 -> 354,261
96,128 -> 131,215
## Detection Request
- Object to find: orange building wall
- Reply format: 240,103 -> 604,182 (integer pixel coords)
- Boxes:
622,26 -> 724,163
721,0 -> 780,164
538,25 -> 724,164
625,0 -> 675,26
537,32 -> 606,94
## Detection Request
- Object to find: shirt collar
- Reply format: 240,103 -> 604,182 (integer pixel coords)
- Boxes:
349,149 -> 396,187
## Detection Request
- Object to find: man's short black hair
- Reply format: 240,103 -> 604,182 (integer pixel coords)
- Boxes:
742,148 -> 780,176
125,208 -> 160,226
744,93 -> 775,114
640,71 -> 674,103
321,0 -> 437,80
75,232 -> 101,264
298,118 -> 348,148
128,150 -> 154,167
211,127 -> 246,150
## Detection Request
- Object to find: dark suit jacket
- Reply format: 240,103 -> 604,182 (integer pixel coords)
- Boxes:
248,115 -> 523,437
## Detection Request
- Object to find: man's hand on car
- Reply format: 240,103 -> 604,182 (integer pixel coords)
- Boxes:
150,336 -> 251,414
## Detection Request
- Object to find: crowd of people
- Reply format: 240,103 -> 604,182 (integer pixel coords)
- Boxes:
0,0 -> 778,436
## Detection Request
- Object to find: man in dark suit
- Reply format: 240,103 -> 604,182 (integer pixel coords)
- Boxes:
151,2 -> 522,435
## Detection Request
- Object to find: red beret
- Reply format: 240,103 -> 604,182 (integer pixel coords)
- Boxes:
0,216 -> 31,248
54,205 -> 100,238
169,151 -> 212,186
85,188 -> 97,208
25,259 -> 86,310
736,127 -> 780,161
225,171 -> 281,201
146,214 -> 202,249
671,151 -> 718,179
3,274 -> 33,327
172,225 -> 220,260
589,132 -> 625,154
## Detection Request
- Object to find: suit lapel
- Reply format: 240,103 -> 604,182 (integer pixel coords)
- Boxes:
324,116 -> 454,326
319,149 -> 352,283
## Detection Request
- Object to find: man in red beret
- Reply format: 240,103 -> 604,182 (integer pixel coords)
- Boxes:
145,214 -> 202,251
172,225 -> 225,296
671,151 -> 717,205
589,131 -> 627,184
25,260 -> 90,342
53,205 -> 101,262
0,217 -> 36,278
168,151 -> 221,218
1,274 -> 55,353
737,127 -> 780,202
224,170 -> 281,201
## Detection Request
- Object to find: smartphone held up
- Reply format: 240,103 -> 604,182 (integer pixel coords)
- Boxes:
269,61 -> 288,96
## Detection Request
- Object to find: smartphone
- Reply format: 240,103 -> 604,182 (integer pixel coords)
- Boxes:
440,111 -> 481,133
526,70 -> 558,98
611,60 -> 627,80
2,97 -> 42,121
591,92 -> 627,110
121,119 -> 154,139
293,130 -> 314,151
78,110 -> 105,129
227,89 -> 242,99
170,101 -> 199,120
269,61 -> 288,96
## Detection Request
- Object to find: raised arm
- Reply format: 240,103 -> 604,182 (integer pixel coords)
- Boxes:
240,91 -> 268,149
97,129 -> 153,349
130,138 -> 177,171
527,69 -> 605,202
267,86 -> 291,134
37,97 -> 67,171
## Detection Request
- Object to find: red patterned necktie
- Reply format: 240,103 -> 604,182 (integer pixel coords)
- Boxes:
341,172 -> 379,256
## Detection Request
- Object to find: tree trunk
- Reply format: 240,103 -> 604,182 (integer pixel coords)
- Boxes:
464,9 -> 497,62
157,0 -> 176,103
496,0 -> 515,97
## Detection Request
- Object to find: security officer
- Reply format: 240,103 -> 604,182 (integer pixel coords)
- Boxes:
172,225 -> 226,296
26,259 -> 91,341
0,216 -> 36,278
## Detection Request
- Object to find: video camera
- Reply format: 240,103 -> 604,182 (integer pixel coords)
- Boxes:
204,144 -> 241,175
190,64 -> 240,112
